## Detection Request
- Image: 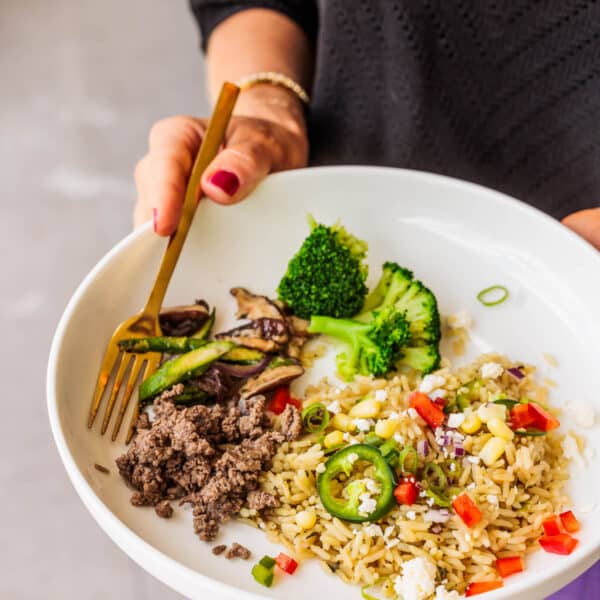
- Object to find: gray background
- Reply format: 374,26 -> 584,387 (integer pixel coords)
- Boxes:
1,1 -> 204,597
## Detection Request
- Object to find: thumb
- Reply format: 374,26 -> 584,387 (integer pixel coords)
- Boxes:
200,121 -> 278,205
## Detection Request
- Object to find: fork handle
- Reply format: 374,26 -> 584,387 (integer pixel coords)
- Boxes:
142,82 -> 240,317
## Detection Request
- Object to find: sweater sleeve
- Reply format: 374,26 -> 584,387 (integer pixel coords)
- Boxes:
189,1 -> 318,50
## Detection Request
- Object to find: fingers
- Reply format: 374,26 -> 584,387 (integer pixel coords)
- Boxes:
562,208 -> 600,250
134,116 -> 205,236
200,120 -> 279,205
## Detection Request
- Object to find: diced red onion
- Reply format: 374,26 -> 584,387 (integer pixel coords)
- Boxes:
507,367 -> 525,380
417,439 -> 430,457
424,509 -> 451,523
454,444 -> 465,456
442,433 -> 452,447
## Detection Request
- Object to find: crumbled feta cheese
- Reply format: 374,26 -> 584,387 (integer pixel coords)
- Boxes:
480,362 -> 504,379
343,432 -> 351,441
447,310 -> 472,330
467,483 -> 476,490
406,510 -> 417,520
426,497 -> 435,507
408,407 -> 420,420
347,453 -> 359,465
447,413 -> 466,428
363,524 -> 383,537
348,439 -> 359,445
388,411 -> 400,419
327,400 -> 342,414
315,463 -> 326,474
565,401 -> 596,428
430,388 -> 448,400
375,389 -> 388,402
393,432 -> 405,445
358,493 -> 377,516
420,374 -> 447,394
394,557 -> 437,600
487,494 -> 499,505
467,455 -> 481,465
365,478 -> 380,494
464,533 -> 471,542
354,418 -> 374,432
449,461 -> 457,472
434,584 -> 464,600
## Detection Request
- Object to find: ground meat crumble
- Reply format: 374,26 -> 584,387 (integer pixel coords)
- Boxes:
116,393 -> 300,541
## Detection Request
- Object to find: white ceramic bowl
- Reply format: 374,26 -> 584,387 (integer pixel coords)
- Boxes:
48,167 -> 600,599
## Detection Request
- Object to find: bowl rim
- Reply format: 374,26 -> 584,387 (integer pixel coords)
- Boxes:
46,165 -> 600,600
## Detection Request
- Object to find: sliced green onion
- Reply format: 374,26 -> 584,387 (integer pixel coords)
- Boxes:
364,432 -> 385,446
493,398 -> 519,409
301,403 -> 330,433
514,428 -> 547,437
398,446 -> 418,474
424,488 -> 452,508
258,555 -> 276,569
423,463 -> 448,492
361,578 -> 397,600
385,449 -> 399,468
251,562 -> 274,587
456,394 -> 471,411
477,285 -> 509,306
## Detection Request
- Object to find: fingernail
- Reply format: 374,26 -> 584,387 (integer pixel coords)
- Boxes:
208,170 -> 240,196
152,208 -> 158,232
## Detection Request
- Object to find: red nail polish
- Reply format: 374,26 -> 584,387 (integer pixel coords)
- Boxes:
152,208 -> 158,232
208,170 -> 240,196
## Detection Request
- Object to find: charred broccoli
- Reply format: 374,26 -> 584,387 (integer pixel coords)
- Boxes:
308,306 -> 410,380
277,216 -> 368,319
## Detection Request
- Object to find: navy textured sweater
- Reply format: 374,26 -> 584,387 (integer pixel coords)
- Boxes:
190,1 -> 600,219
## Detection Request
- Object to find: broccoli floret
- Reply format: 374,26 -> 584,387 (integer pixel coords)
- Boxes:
359,262 -> 442,373
399,344 -> 441,374
308,307 -> 410,380
277,216 -> 368,319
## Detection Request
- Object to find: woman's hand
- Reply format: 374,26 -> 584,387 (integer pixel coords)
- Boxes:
134,86 -> 308,235
562,208 -> 600,250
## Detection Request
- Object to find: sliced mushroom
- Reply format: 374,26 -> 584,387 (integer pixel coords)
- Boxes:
231,287 -> 285,321
240,362 -> 305,399
159,301 -> 210,336
216,318 -> 288,351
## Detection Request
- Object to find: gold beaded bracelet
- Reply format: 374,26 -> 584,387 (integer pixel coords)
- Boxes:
236,71 -> 310,105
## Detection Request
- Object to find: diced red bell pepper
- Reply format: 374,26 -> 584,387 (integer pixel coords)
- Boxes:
542,515 -> 564,536
269,387 -> 302,415
409,392 -> 445,429
465,581 -> 504,596
393,477 -> 419,505
527,402 -> 560,432
275,552 -> 298,574
452,492 -> 482,528
433,397 -> 447,409
539,534 -> 579,555
510,403 -> 536,429
496,556 -> 524,578
559,510 -> 580,533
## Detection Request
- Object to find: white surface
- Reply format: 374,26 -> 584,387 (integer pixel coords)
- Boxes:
47,167 -> 600,600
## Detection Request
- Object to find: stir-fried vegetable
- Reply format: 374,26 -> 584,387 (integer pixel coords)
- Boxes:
409,392 -> 445,429
559,510 -> 580,533
477,285 -> 509,306
539,534 -> 578,555
275,553 -> 298,575
269,386 -> 301,414
393,477 -> 419,505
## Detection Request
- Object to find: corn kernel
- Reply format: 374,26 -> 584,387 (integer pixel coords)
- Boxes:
295,509 -> 317,530
487,417 -> 514,440
479,436 -> 508,466
349,397 -> 381,418
460,413 -> 482,434
323,430 -> 345,448
375,418 -> 400,439
477,403 -> 507,423
332,413 -> 356,432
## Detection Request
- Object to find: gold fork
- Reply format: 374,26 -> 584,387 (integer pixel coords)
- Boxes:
87,82 -> 240,443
